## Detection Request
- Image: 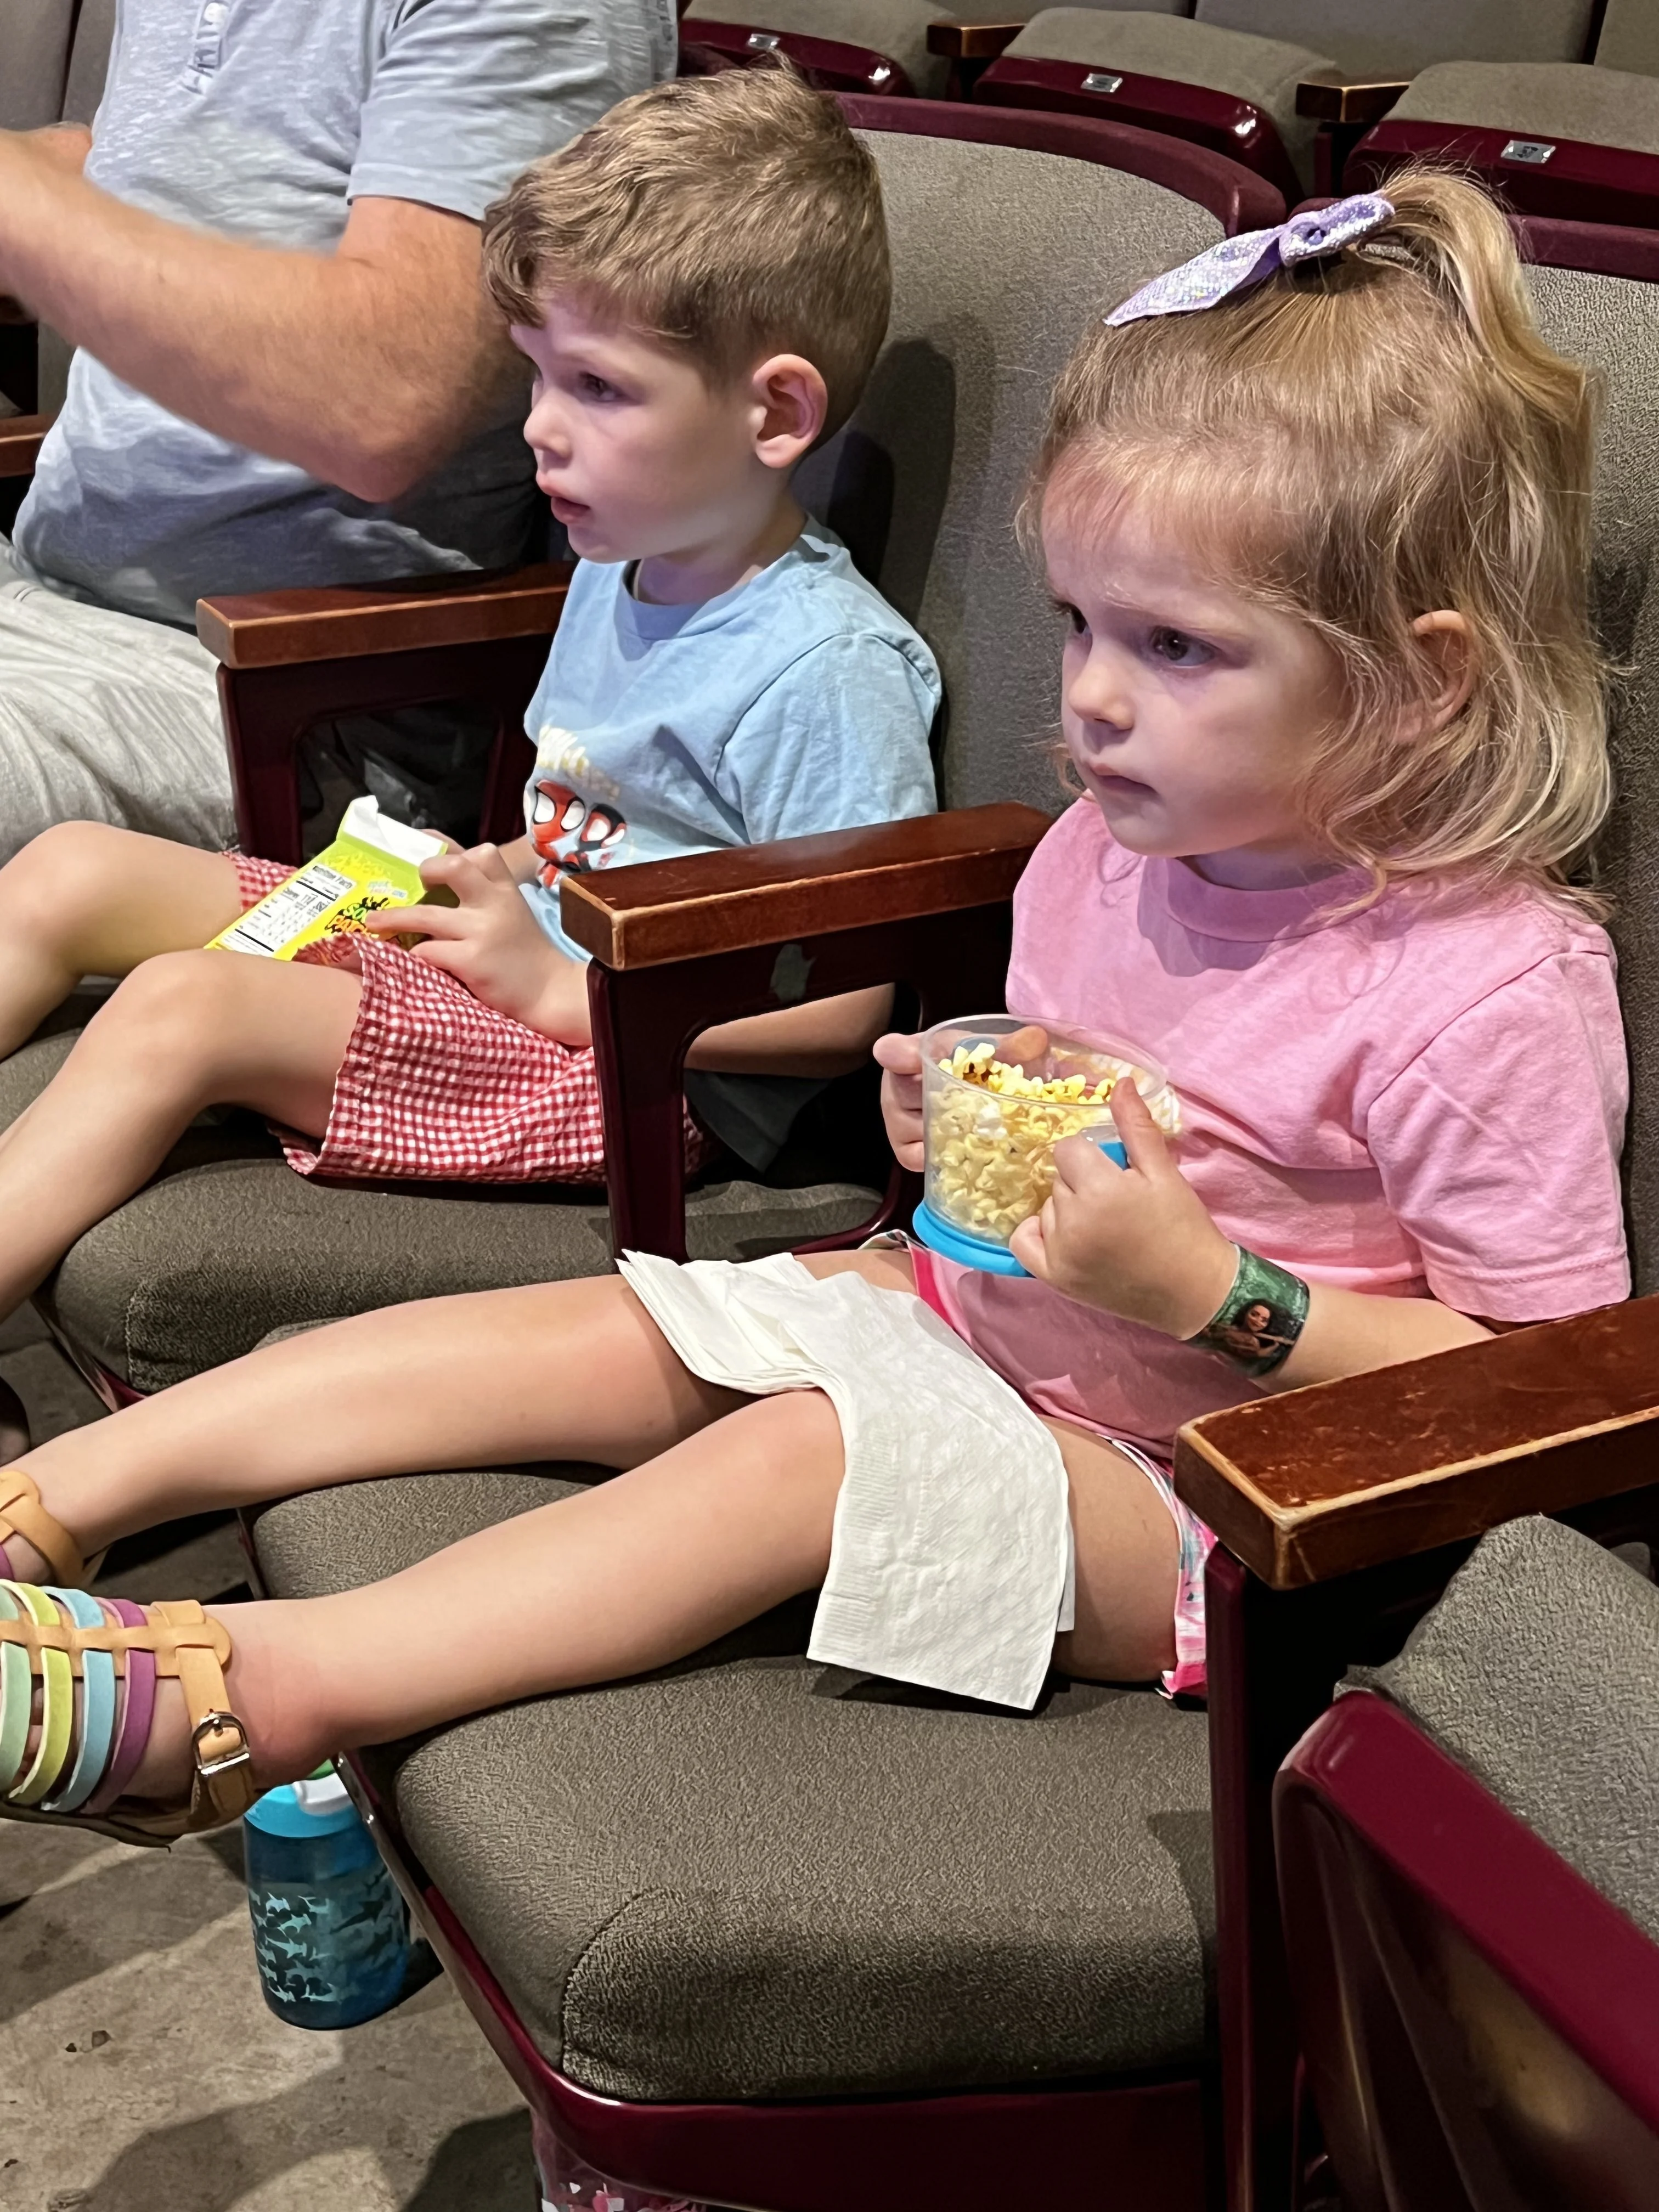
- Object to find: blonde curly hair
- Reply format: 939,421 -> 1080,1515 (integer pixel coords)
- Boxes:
1025,168 -> 1610,912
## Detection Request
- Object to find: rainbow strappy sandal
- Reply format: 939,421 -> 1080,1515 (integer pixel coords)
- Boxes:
0,1581 -> 257,1846
0,1469 -> 93,1586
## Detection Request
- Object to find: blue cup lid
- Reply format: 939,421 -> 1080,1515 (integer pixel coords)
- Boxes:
244,1763 -> 362,1839
912,1200 -> 1030,1274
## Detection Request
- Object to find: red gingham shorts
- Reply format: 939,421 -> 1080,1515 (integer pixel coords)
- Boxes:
232,854 -> 713,1187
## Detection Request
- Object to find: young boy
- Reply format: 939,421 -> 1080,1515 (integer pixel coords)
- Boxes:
0,66 -> 939,1381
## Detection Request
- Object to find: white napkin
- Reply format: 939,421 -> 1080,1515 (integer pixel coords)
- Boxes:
619,1251 -> 1074,1711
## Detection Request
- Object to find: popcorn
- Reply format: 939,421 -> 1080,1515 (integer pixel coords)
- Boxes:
922,1029 -> 1180,1246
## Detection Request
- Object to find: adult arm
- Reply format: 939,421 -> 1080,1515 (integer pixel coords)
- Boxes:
0,125 -> 89,319
20,124 -> 91,176
0,134 -> 523,501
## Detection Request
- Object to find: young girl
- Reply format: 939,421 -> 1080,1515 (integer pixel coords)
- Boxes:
0,171 -> 1628,1841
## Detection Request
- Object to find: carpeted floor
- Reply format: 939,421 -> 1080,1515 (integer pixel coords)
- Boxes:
0,1309 -> 538,2212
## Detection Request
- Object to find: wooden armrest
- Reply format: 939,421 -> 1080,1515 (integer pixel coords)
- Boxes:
195,561 -> 573,669
927,20 -> 1025,60
1174,1298 -> 1659,1589
0,411 -> 50,479
560,802 -> 1050,968
1295,79 -> 1410,125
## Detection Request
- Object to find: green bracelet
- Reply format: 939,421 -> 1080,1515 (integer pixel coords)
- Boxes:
1188,1245 -> 1310,1379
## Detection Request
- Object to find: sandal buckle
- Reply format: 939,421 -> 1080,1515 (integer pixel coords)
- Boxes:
192,1710 -> 252,1779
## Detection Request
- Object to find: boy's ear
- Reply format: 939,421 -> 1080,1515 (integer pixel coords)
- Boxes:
750,353 -> 829,470
1401,610 -> 1476,741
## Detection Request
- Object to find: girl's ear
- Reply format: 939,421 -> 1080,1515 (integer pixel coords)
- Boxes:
1404,610 -> 1476,739
750,354 -> 828,471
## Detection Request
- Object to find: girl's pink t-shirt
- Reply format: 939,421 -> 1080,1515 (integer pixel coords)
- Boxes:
918,799 -> 1630,1459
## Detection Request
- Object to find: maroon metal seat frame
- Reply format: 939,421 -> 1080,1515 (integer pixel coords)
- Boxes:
680,16 -> 914,97
974,52 -> 1305,206
1350,115 -> 1659,232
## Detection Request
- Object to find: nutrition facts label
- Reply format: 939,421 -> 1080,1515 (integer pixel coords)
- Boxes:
217,861 -> 357,957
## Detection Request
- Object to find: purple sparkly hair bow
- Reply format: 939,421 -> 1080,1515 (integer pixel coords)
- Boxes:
1105,193 -> 1395,327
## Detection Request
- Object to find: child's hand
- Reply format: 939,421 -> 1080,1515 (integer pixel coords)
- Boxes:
363,842 -> 588,1043
1009,1078 -> 1238,1336
873,1031 -> 925,1170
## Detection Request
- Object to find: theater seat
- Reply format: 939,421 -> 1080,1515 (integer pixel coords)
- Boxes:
252,1462 -> 1214,2106
971,0 -> 1605,196
986,8 -> 1336,200
1278,1516 -> 1659,2210
682,0 -> 957,97
1348,0 -> 1659,227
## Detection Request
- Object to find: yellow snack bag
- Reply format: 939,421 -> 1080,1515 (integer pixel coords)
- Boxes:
209,796 -> 450,960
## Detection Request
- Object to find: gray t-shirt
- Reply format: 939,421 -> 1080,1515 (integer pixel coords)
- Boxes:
14,0 -> 676,626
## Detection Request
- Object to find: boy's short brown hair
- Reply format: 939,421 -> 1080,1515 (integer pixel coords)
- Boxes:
482,65 -> 890,440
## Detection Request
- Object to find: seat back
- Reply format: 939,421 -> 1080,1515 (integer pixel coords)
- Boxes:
1276,1518 -> 1659,2212
1594,0 -> 1659,77
682,1 -> 958,97
63,0 -> 117,122
0,0 -> 77,131
987,9 -> 1330,198
0,0 -> 115,131
1198,0 -> 1601,78
11,0 -> 117,419
797,101 -> 1274,816
1523,245 -> 1659,1285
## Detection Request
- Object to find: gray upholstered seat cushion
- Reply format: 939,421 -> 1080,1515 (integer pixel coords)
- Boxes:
1200,0 -> 1598,78
1355,1515 -> 1659,1945
250,1464 -> 1214,2101
1392,60 -> 1659,153
0,1033 -> 878,1390
1005,10 -> 1336,187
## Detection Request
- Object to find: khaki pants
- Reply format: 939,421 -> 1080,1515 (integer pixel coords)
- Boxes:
0,536 -> 233,864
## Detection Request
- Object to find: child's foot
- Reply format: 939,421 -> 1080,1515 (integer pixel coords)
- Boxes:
0,1581 -> 263,1843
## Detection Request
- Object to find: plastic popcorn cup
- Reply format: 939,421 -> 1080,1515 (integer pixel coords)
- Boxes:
913,1014 -> 1179,1276
208,794 -> 452,960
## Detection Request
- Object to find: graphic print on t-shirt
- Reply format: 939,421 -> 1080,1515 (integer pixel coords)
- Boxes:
528,729 -> 630,885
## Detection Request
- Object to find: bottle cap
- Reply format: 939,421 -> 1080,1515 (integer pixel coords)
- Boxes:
243,1762 -> 362,1839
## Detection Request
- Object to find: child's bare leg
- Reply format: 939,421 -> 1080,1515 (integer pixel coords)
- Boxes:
10,1274 -> 752,1576
123,1388 -> 1180,1801
6,1254 -> 909,1576
0,822 -> 245,1054
0,949 -> 360,1318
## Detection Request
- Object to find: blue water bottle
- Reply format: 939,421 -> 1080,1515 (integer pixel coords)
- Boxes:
242,1763 -> 412,2029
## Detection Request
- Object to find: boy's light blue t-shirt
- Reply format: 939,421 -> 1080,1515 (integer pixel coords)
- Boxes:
519,521 -> 941,962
